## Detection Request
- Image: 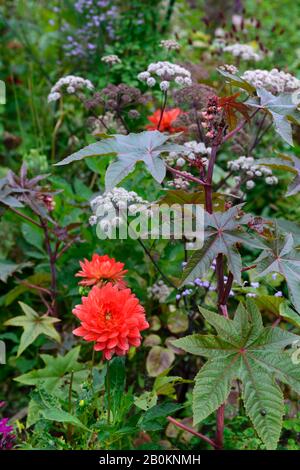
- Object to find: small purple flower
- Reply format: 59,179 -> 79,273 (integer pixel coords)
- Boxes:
176,294 -> 181,300
274,291 -> 283,297
194,278 -> 203,287
271,273 -> 278,280
250,282 -> 260,288
246,292 -> 257,298
202,280 -> 210,288
182,289 -> 193,297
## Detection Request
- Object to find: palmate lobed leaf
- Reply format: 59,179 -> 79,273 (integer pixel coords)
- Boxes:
4,302 -> 60,356
157,188 -> 225,211
254,294 -> 300,328
254,233 -> 300,312
217,68 -> 256,94
247,88 -> 300,146
219,93 -> 251,131
173,299 -> 300,449
15,347 -> 83,391
55,131 -> 185,190
180,204 -> 265,286
0,260 -> 33,283
27,388 -> 90,431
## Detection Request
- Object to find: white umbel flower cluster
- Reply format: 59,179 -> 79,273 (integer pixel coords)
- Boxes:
167,141 -> 211,168
47,75 -> 94,102
241,68 -> 300,94
137,61 -> 192,91
89,187 -> 149,229
228,156 -> 278,189
147,280 -> 172,303
101,54 -> 121,65
219,64 -> 239,75
224,44 -> 262,62
167,175 -> 190,190
184,141 -> 212,157
160,39 -> 180,51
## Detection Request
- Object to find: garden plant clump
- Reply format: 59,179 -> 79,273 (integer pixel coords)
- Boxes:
1,0 -> 300,453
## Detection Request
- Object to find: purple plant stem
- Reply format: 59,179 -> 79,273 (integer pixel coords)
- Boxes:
10,207 -> 42,228
204,143 -> 218,213
215,404 -> 225,448
167,416 -> 220,449
222,108 -> 260,144
40,218 -> 57,316
203,137 -> 227,448
157,91 -> 168,131
166,165 -> 208,186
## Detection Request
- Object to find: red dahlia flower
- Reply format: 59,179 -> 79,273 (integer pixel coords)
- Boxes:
146,108 -> 185,133
73,283 -> 149,360
75,254 -> 127,289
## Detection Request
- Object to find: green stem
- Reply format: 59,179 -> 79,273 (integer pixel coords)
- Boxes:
89,346 -> 95,388
106,360 -> 111,425
68,371 -> 74,413
67,370 -> 74,442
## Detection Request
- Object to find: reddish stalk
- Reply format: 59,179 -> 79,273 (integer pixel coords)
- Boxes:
166,165 -> 208,186
222,108 -> 260,144
10,207 -> 42,228
215,404 -> 225,448
157,91 -> 168,131
167,416 -> 220,449
203,136 -> 227,448
39,218 -> 58,316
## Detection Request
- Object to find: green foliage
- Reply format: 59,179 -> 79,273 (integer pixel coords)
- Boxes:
56,131 -> 184,189
247,88 -> 300,146
254,233 -> 300,312
173,300 -> 300,449
181,204 -> 265,285
4,302 -> 60,356
15,347 -> 84,391
27,388 -> 89,431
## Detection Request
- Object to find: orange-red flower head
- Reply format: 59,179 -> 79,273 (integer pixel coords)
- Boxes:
75,254 -> 127,289
146,108 -> 185,133
73,283 -> 149,360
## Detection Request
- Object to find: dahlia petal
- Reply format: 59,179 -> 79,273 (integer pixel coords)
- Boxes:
97,334 -> 109,342
83,333 -> 99,341
118,337 -> 129,350
94,342 -> 106,351
129,337 -> 141,347
108,331 -> 119,339
73,327 -> 87,337
104,349 -> 114,360
116,347 -> 127,356
129,327 -> 140,337
107,338 -> 118,349
78,279 -> 97,286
